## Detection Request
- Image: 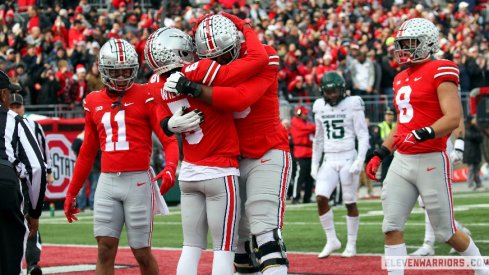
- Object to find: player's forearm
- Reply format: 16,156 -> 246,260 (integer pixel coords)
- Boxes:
430,113 -> 461,138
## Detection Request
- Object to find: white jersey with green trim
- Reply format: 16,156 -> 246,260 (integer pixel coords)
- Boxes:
312,96 -> 369,162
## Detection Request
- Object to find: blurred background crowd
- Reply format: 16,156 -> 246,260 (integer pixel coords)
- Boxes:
0,0 -> 488,122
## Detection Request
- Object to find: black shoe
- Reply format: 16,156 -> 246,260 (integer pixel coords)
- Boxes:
28,265 -> 42,275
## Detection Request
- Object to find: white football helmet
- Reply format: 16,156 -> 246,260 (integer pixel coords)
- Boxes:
98,39 -> 139,92
394,18 -> 440,64
145,27 -> 196,75
194,14 -> 241,63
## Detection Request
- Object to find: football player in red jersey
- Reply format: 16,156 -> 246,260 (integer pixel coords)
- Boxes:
164,13 -> 291,275
145,27 -> 242,275
63,39 -> 180,274
365,18 -> 488,274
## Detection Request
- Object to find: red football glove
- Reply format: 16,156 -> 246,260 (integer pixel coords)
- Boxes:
154,167 -> 176,195
392,132 -> 417,152
64,194 -> 80,223
219,11 -> 252,31
366,156 -> 382,181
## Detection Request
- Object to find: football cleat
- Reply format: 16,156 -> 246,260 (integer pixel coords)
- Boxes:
318,239 -> 341,258
341,245 -> 357,258
410,243 -> 435,256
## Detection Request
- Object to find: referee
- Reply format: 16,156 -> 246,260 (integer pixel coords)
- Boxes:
0,70 -> 47,275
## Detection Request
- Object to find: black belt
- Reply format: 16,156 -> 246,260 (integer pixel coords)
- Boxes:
0,159 -> 13,168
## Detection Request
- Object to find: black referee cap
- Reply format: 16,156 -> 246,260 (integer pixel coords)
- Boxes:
0,70 -> 21,91
10,93 -> 23,105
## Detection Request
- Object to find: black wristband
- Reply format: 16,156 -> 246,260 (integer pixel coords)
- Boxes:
373,145 -> 391,160
176,77 -> 202,98
412,126 -> 435,142
160,117 -> 175,137
47,168 -> 52,174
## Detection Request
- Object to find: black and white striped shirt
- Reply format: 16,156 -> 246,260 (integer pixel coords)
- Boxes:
0,105 -> 46,218
26,119 -> 52,173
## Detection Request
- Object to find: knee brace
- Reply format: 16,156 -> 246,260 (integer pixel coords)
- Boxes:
253,229 -> 289,272
234,241 -> 260,274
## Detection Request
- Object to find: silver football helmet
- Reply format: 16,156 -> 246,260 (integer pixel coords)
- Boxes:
194,14 -> 241,63
394,18 -> 439,65
145,27 -> 196,75
98,39 -> 139,92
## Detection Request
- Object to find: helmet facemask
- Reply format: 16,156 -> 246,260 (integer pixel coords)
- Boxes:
322,86 -> 345,106
99,65 -> 138,92
394,35 -> 433,65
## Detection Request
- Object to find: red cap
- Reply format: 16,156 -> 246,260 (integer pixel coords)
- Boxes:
76,64 -> 86,73
295,106 -> 309,116
75,6 -> 83,14
119,2 -> 126,8
128,15 -> 137,22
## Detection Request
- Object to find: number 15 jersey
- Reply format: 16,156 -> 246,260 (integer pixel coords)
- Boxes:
393,59 -> 459,154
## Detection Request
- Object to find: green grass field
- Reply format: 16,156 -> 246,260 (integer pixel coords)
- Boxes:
40,191 -> 489,256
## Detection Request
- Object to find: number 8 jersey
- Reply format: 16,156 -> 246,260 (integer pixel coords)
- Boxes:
393,59 -> 459,154
312,95 -> 369,154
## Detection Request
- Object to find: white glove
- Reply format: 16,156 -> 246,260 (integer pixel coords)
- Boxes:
449,139 -> 464,164
348,159 -> 363,175
311,162 -> 319,180
164,72 -> 185,95
168,107 -> 203,133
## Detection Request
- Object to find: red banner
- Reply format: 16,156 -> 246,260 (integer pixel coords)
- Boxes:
37,118 -> 85,200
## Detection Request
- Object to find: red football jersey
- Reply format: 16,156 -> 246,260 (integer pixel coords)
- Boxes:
393,59 -> 460,154
182,27 -> 289,159
147,74 -> 240,168
69,84 -> 179,193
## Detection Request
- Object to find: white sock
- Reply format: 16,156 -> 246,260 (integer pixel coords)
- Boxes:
177,246 -> 202,275
459,238 -> 489,272
459,238 -> 482,256
346,216 -> 359,247
320,209 -> 338,242
385,243 -> 406,275
212,250 -> 235,275
424,211 -> 435,245
256,231 -> 287,275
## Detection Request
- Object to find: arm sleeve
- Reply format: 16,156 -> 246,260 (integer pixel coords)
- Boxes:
209,27 -> 269,86
353,110 -> 369,161
16,118 -> 47,218
148,99 -> 179,173
67,113 -> 99,198
352,97 -> 369,161
210,67 -> 276,111
311,113 -> 324,166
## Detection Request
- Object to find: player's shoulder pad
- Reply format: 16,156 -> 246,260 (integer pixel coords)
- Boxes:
265,45 -> 279,67
312,98 -> 325,113
347,96 -> 365,111
83,90 -> 100,112
429,59 -> 459,79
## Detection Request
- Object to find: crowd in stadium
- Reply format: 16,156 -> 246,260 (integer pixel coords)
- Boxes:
0,0 -> 488,110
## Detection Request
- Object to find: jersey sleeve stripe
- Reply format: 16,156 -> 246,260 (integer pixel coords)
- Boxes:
208,64 -> 221,86
268,62 -> 280,66
437,66 -> 459,72
434,72 -> 459,79
145,97 -> 154,103
202,61 -> 217,85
